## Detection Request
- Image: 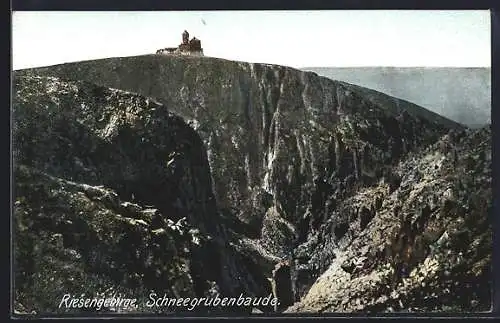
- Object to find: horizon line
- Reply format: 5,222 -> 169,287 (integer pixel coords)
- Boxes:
301,65 -> 492,69
12,54 -> 492,72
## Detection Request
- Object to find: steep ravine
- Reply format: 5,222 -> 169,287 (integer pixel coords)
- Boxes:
17,55 -> 462,241
13,56 -> 491,314
286,126 -> 492,312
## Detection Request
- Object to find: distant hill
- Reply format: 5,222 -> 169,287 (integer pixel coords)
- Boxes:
301,67 -> 491,128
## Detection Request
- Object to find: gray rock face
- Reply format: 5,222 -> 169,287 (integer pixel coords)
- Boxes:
286,126 -> 492,313
13,56 -> 491,315
16,56 -> 461,249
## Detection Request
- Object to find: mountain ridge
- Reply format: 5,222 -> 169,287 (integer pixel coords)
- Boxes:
12,55 -> 491,315
15,55 -> 464,129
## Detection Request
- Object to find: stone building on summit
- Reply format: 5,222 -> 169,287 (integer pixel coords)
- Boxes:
156,30 -> 204,56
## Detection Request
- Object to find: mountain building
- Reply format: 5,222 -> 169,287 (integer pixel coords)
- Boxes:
156,30 -> 204,56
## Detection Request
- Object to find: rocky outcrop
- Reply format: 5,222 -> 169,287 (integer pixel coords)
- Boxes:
286,126 -> 492,313
13,56 -> 491,314
12,75 -> 266,314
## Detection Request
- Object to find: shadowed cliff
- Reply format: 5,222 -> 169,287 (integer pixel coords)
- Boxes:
13,75 -> 268,315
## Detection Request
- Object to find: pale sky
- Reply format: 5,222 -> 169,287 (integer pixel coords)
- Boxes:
12,10 -> 491,70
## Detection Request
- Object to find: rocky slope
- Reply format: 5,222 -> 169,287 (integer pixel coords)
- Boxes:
13,75 -> 267,315
286,126 -> 492,313
13,56 -> 492,315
